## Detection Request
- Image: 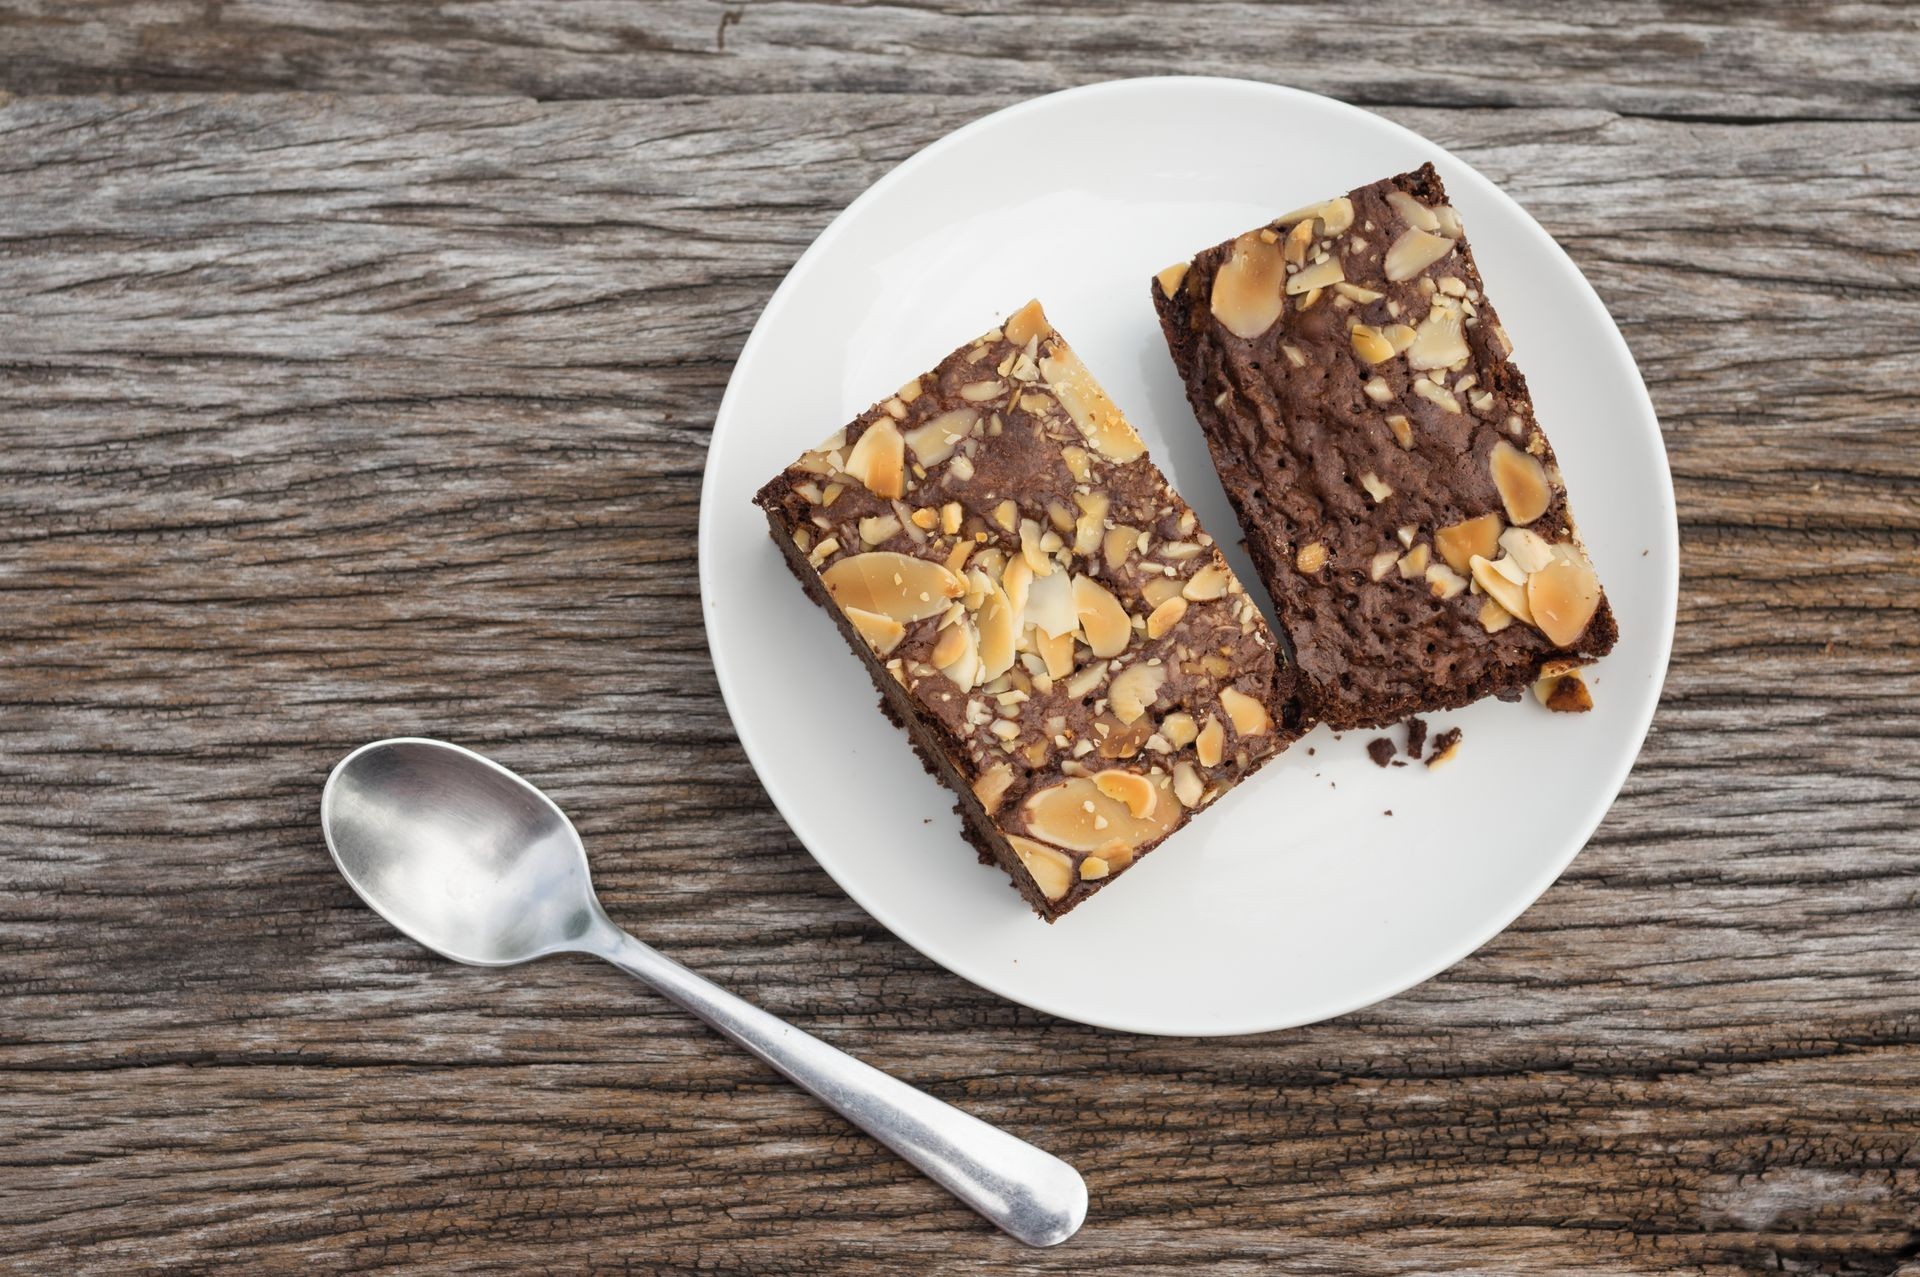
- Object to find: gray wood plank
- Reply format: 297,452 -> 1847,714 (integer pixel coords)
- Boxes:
2,91 -> 1916,1274
0,1 -> 1916,120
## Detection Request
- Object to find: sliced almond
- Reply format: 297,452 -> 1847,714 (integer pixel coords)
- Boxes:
1182,563 -> 1232,601
932,617 -> 977,679
1218,687 -> 1270,737
1173,760 -> 1204,808
1385,188 -> 1441,233
1413,379 -> 1462,414
1156,262 -> 1190,298
1039,342 -> 1146,463
1286,255 -> 1344,295
1351,324 -> 1395,364
1527,546 -> 1601,647
1334,281 -> 1383,303
903,408 -> 976,467
975,580 -> 1017,682
1079,855 -> 1111,882
1386,414 -> 1413,449
1022,776 -> 1176,854
1407,302 -> 1470,370
1283,217 -> 1315,267
1094,769 -> 1157,819
858,514 -> 902,546
1425,561 -> 1468,599
1146,595 -> 1189,639
1384,227 -> 1456,282
1103,524 -> 1138,572
1073,491 -> 1110,557
1498,525 -> 1556,574
843,606 -> 905,656
1398,543 -> 1431,578
1107,662 -> 1168,726
1369,550 -> 1399,581
1276,196 -> 1355,237
1468,554 -> 1533,624
843,418 -> 906,498
1025,568 -> 1076,639
1073,575 -> 1131,658
1478,597 -> 1515,633
821,552 -> 962,623
972,763 -> 1014,815
1141,575 -> 1184,608
1161,712 -> 1199,748
1209,231 -> 1287,340
1000,555 -> 1033,618
1490,439 -> 1551,524
1195,716 -> 1226,767
1296,541 -> 1329,574
1434,513 -> 1505,574
1003,299 -> 1049,349
1007,835 -> 1073,902
1360,472 -> 1394,504
1019,517 -> 1051,576
1037,627 -> 1076,680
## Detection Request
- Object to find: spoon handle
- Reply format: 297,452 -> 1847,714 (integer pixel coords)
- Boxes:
585,923 -> 1086,1247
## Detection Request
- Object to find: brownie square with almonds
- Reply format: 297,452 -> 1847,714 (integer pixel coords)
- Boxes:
755,301 -> 1300,920
1151,163 -> 1617,730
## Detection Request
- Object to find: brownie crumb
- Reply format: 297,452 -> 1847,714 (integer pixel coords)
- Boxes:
1390,760 -> 1405,768
1366,738 -> 1396,768
1535,669 -> 1594,713
1426,727 -> 1464,769
1404,717 -> 1428,758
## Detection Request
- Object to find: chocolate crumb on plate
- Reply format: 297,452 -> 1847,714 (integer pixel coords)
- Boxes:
1366,737 -> 1396,767
1426,727 -> 1464,768
1533,660 -> 1594,713
1404,716 -> 1428,758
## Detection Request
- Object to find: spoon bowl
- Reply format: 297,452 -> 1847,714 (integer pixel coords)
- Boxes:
324,739 -> 604,965
319,737 -> 1086,1248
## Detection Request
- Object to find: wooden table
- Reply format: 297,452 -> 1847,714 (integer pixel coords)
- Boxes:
4,4 -> 1916,1272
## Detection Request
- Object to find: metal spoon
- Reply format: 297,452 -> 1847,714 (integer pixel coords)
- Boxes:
320,737 -> 1086,1247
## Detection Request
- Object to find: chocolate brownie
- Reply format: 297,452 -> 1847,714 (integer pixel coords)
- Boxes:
1151,163 -> 1617,730
755,301 -> 1299,920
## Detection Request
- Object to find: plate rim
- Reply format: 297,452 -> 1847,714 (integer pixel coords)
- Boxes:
697,75 -> 1679,1036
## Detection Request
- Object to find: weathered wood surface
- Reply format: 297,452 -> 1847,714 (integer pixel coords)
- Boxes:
1,5 -> 1917,1274
2,1 -> 1920,122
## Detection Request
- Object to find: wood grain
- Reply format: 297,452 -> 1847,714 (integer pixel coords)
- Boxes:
1,1 -> 1918,122
1,7 -> 1917,1273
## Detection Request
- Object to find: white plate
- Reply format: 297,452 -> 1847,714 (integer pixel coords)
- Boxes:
699,78 -> 1677,1036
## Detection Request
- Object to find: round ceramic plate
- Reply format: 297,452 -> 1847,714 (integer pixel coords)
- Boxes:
698,78 -> 1677,1036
